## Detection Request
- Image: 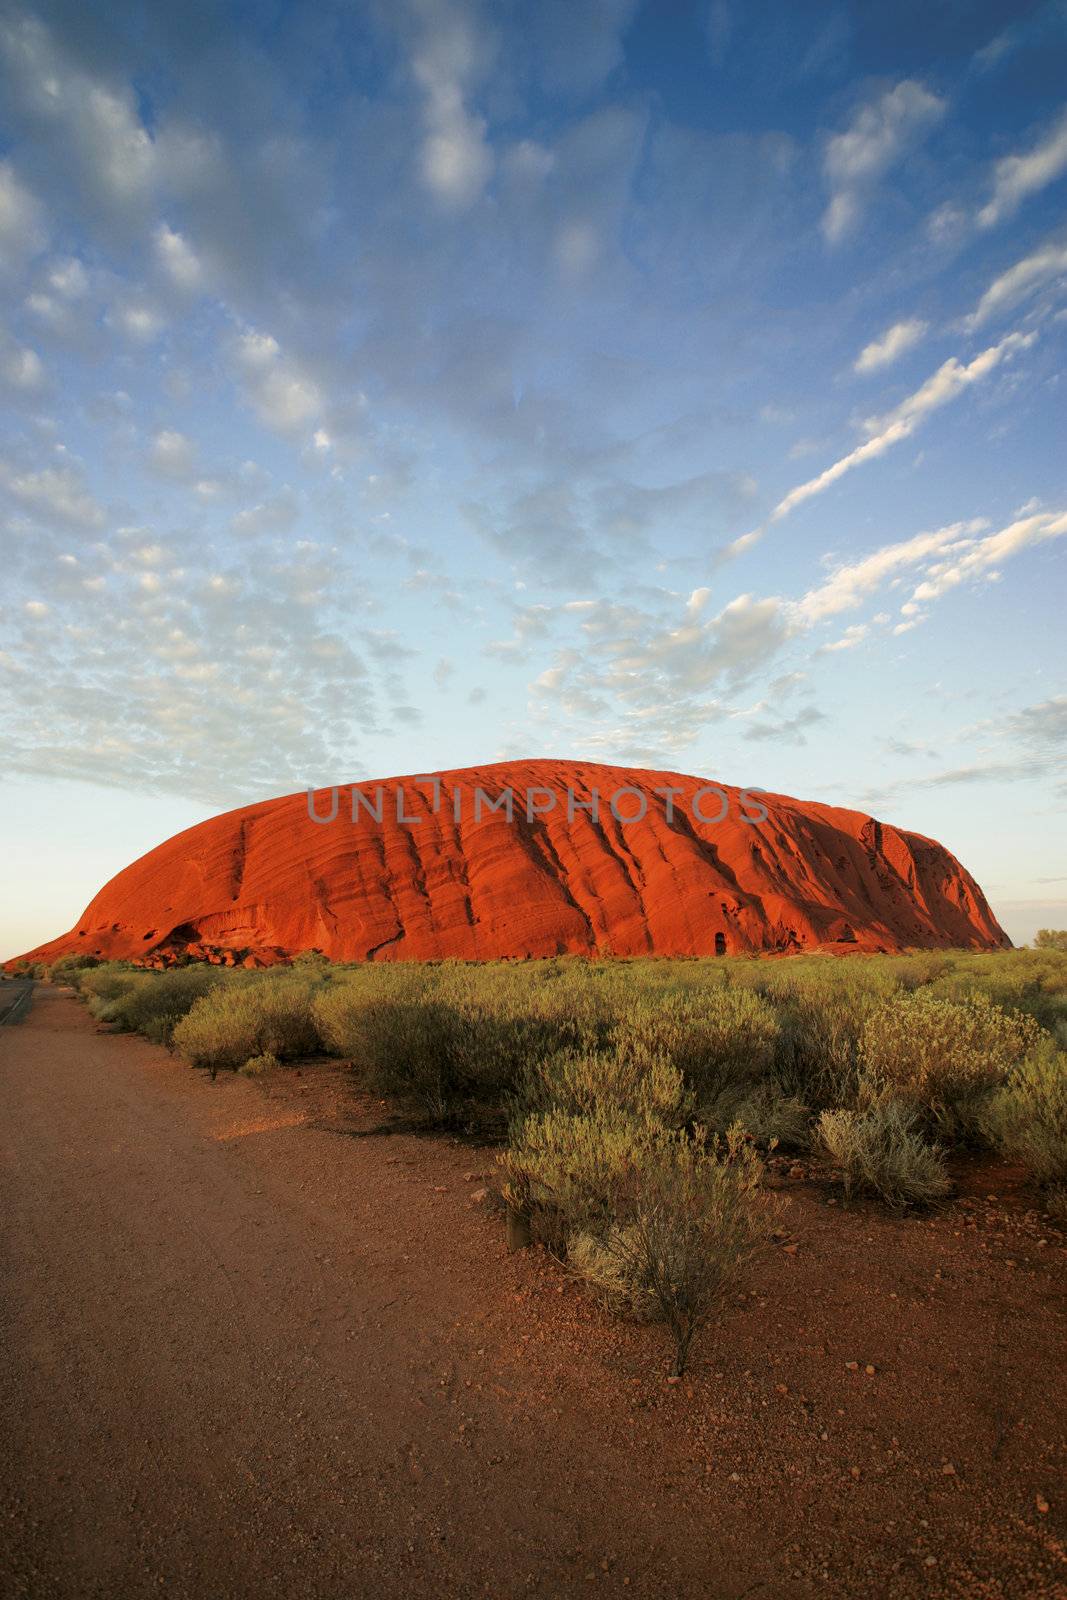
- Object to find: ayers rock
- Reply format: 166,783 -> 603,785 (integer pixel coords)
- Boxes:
16,760 -> 1009,967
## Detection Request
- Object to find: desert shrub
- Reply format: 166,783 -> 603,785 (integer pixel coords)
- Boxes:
895,952 -> 954,991
314,964 -> 605,1127
817,1100 -> 951,1208
499,1106 -> 652,1237
566,1127 -> 773,1376
1034,929 -> 1067,953
241,1051 -> 280,1077
925,950 -> 1067,1034
173,974 -> 322,1074
513,1047 -> 694,1130
611,988 -> 779,1108
290,949 -> 333,972
78,963 -> 143,1004
700,1078 -> 810,1150
773,990 -> 869,1108
47,953 -> 102,983
102,966 -> 224,1046
980,1036 -> 1067,1187
860,992 -> 1040,1138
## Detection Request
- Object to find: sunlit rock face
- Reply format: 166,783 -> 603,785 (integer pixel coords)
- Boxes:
15,760 -> 1009,967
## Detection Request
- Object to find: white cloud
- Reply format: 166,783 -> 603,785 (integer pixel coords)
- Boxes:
47,257 -> 89,298
822,80 -> 945,244
966,237 -> 1067,328
926,200 -> 967,247
0,336 -> 46,391
0,461 -> 105,529
1003,695 -> 1067,748
861,330 -> 1034,437
978,108 -> 1067,229
232,328 -> 322,435
822,624 -> 868,651
230,490 -> 299,537
731,331 -> 1034,550
410,3 -> 494,208
792,520 -> 987,625
734,339 -> 1033,565
0,159 -> 46,271
154,223 -> 203,290
25,255 -> 92,335
854,317 -> 927,374
109,300 -> 166,342
0,13 -> 154,208
149,429 -> 196,480
909,510 -> 1067,604
529,499 -> 1067,760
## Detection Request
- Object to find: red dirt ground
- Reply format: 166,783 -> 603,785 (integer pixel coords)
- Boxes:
14,759 -> 1008,968
2,987 -> 1062,1599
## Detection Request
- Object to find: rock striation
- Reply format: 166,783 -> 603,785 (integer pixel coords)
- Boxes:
14,760 -> 1009,966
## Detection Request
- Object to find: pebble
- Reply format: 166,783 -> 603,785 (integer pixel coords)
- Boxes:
1036,1493 -> 1050,1515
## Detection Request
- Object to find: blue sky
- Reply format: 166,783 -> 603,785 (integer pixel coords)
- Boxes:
1,0 -> 1065,957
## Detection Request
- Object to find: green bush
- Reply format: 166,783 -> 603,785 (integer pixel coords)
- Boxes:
7,959 -> 44,978
47,953 -> 102,983
500,1105 -> 658,1238
513,1047 -> 694,1130
762,973 -> 885,1109
100,966 -> 223,1045
611,987 -> 779,1108
173,975 -> 322,1074
895,952 -> 954,991
700,1079 -> 810,1150
79,963 -> 143,1005
980,1037 -> 1067,1187
817,1100 -> 951,1208
241,1051 -> 280,1077
566,1127 -> 773,1376
314,964 -> 605,1127
860,992 -> 1040,1138
925,950 -> 1067,1034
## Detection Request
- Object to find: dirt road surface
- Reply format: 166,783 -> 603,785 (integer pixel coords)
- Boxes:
2,987 -> 1064,1599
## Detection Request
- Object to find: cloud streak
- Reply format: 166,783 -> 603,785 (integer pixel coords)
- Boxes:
978,107 -> 1067,228
731,332 -> 1035,554
822,80 -> 945,244
854,317 -> 927,374
967,236 -> 1067,327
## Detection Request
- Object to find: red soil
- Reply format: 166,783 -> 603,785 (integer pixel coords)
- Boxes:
15,759 -> 1009,967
